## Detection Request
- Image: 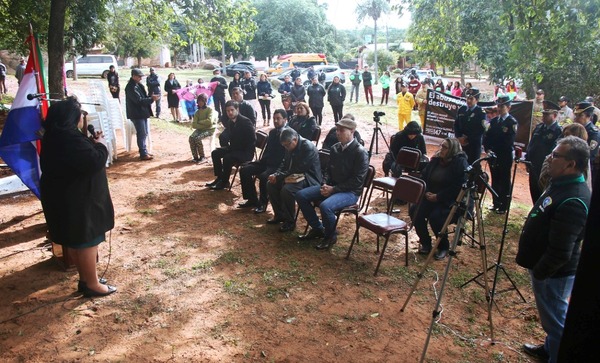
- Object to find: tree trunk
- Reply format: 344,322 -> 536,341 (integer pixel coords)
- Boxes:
221,38 -> 226,73
137,56 -> 142,68
460,63 -> 466,86
373,19 -> 378,85
48,0 -> 67,98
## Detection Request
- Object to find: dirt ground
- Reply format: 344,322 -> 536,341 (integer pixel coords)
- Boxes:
0,74 -> 543,362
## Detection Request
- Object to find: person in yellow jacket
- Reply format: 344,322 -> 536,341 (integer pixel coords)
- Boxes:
396,83 -> 415,130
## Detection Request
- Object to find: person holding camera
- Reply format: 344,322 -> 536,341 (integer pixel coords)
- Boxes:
40,97 -> 116,297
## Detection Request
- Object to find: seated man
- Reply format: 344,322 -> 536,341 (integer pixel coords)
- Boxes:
206,100 -> 256,190
382,121 -> 427,177
219,87 -> 256,147
295,118 -> 369,250
238,109 -> 288,213
267,128 -> 322,232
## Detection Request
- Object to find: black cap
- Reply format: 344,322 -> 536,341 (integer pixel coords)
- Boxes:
536,89 -> 545,95
574,102 -> 594,114
495,96 -> 511,106
542,100 -> 560,113
464,88 -> 480,99
558,96 -> 569,102
131,68 -> 144,77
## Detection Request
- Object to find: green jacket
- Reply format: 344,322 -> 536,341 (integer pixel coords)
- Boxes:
379,75 -> 391,89
192,107 -> 214,132
349,70 -> 362,85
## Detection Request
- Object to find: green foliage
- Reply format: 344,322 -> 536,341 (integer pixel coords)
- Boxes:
249,0 -> 336,60
366,49 -> 399,73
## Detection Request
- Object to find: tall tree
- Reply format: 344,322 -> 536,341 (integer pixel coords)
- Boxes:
355,0 -> 391,84
249,0 -> 336,61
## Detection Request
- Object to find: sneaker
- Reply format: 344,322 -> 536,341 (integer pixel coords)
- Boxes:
140,154 -> 154,161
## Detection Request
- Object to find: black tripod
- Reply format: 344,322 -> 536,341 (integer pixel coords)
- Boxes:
367,111 -> 390,158
399,156 -> 496,363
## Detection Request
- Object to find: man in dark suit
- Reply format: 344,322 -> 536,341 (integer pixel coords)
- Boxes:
219,87 -> 256,147
267,128 -> 322,232
207,100 -> 256,190
238,109 -> 288,214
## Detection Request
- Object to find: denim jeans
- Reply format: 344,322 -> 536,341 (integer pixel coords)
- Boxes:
350,84 -> 360,102
529,270 -> 575,363
130,118 -> 149,157
296,185 -> 358,238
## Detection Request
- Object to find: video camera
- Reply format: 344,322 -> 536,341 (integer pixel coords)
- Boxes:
373,111 -> 385,124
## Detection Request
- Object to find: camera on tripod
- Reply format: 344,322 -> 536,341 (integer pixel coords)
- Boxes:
373,111 -> 385,123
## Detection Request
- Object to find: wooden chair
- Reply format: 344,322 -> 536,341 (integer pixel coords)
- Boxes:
229,130 -> 269,190
299,165 -> 376,235
365,146 -> 422,211
346,175 -> 426,276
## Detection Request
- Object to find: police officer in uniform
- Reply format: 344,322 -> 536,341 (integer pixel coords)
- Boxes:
483,96 -> 517,213
573,102 -> 600,182
525,101 -> 562,203
454,88 -> 486,165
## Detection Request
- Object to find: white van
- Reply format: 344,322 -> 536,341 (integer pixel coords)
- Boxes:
64,54 -> 118,78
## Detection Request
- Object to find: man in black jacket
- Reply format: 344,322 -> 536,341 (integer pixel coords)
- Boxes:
125,68 -> 160,160
146,68 -> 161,118
210,68 -> 228,119
516,136 -> 591,363
267,128 -> 322,232
525,101 -> 562,203
238,109 -> 288,213
219,87 -> 256,147
454,88 -> 486,165
295,118 -> 369,250
207,100 -> 256,190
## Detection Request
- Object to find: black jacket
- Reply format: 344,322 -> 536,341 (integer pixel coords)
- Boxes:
146,73 -> 161,94
322,127 -> 363,150
40,127 -> 114,247
526,121 -> 562,177
210,75 -> 228,98
125,78 -> 154,119
288,115 -> 317,140
420,153 -> 469,207
307,83 -> 326,108
228,114 -> 256,162
389,131 -> 427,158
241,77 -> 257,100
290,84 -> 306,103
274,136 -> 322,186
261,127 -> 286,168
257,80 -> 272,97
483,114 -> 517,161
362,71 -> 373,87
516,174 -> 591,279
327,83 -> 346,106
327,140 -> 369,196
454,104 -> 486,141
228,78 -> 242,97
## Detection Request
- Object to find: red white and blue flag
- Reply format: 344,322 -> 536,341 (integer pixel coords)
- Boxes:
0,32 -> 48,199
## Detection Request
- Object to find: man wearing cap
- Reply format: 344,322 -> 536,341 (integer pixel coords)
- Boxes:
584,96 -> 600,125
557,96 -> 574,127
125,68 -> 160,161
525,101 -> 562,203
210,68 -> 228,119
517,136 -> 591,363
267,128 -> 322,233
532,89 -> 545,127
483,96 -> 517,213
396,83 -> 415,130
573,102 -> 600,181
454,88 -> 486,165
146,68 -> 161,118
295,118 -> 369,250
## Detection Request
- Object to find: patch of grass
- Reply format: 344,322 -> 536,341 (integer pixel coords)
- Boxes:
382,265 -> 415,282
223,279 -> 251,296
216,229 -> 236,239
265,286 -> 288,300
360,288 -> 375,299
449,269 -> 472,288
138,208 -> 158,216
191,259 -> 214,272
492,351 -> 505,362
210,320 -> 231,339
215,250 -> 245,265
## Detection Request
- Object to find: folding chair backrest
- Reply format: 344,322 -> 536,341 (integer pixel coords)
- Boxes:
255,130 -> 268,160
357,165 -> 376,211
396,147 -> 422,171
318,148 -> 330,177
389,175 -> 426,214
311,126 -> 321,145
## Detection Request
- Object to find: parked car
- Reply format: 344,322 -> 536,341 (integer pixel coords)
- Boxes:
297,65 -> 345,89
64,54 -> 118,78
225,61 -> 257,77
268,68 -> 301,88
402,68 -> 446,86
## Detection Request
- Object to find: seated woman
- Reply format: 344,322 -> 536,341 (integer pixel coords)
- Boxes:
188,93 -> 214,163
40,97 -> 116,297
288,102 -> 317,140
410,138 -> 468,260
382,121 -> 427,177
